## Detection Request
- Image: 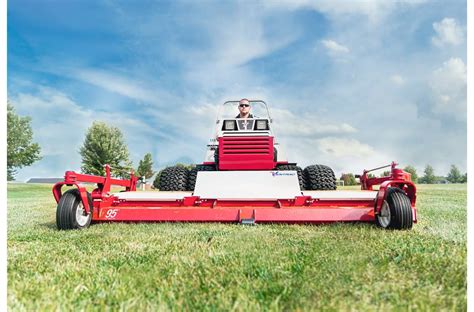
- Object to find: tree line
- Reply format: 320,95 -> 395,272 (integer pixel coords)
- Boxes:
340,164 -> 467,186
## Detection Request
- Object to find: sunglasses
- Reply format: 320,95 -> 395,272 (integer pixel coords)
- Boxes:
239,104 -> 250,107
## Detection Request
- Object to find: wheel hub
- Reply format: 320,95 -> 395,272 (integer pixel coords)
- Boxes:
377,200 -> 391,228
75,202 -> 90,226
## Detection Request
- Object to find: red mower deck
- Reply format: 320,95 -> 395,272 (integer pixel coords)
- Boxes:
53,163 -> 417,228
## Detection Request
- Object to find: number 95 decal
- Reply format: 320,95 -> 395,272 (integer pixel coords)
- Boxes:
105,209 -> 118,219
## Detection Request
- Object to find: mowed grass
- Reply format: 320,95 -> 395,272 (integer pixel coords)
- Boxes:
8,183 -> 466,311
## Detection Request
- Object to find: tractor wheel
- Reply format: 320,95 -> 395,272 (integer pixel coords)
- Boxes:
304,164 -> 337,190
187,164 -> 216,191
56,189 -> 92,230
275,164 -> 306,190
158,166 -> 189,191
376,187 -> 413,230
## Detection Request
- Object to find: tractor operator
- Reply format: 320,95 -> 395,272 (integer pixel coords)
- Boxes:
236,98 -> 254,118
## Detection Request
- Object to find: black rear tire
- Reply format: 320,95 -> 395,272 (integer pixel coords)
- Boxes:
376,187 -> 413,230
304,164 -> 337,190
275,164 -> 306,190
56,189 -> 92,230
158,166 -> 189,191
187,164 -> 216,191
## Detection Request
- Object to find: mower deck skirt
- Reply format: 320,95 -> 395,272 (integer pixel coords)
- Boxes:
94,190 -> 380,223
96,206 -> 375,223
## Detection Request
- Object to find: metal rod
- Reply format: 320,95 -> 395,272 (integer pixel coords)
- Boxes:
365,163 -> 392,173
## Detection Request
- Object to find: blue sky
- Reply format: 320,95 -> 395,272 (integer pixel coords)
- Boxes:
7,0 -> 467,181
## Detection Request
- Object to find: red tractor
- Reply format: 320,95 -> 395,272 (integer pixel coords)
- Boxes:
158,100 -> 336,192
53,100 -> 416,230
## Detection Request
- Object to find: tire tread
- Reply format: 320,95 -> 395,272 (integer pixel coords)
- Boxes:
158,166 -> 190,191
303,164 -> 337,190
56,189 -> 92,230
385,187 -> 413,230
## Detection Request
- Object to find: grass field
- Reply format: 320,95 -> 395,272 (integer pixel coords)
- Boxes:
8,183 -> 466,311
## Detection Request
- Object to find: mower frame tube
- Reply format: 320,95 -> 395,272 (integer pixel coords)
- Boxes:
52,165 -> 137,214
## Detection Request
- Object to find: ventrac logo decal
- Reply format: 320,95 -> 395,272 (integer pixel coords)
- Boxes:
105,209 -> 118,219
271,171 -> 296,177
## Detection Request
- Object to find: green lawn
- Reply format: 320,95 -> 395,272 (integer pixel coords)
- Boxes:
8,183 -> 466,311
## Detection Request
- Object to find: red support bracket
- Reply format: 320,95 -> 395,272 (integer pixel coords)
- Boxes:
294,196 -> 312,206
52,182 -> 92,214
53,164 -> 138,216
374,180 -> 417,214
183,196 -> 201,206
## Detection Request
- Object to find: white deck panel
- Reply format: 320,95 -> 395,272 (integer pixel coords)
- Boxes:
114,189 -> 377,202
114,191 -> 193,201
194,171 -> 302,200
302,190 -> 378,200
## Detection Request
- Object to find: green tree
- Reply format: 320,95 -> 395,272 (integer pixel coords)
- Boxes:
460,173 -> 467,183
403,165 -> 418,183
447,165 -> 462,183
7,103 -> 41,180
420,165 -> 436,184
340,173 -> 357,186
137,153 -> 155,180
80,121 -> 132,177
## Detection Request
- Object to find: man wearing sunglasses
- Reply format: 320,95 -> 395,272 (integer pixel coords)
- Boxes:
235,98 -> 254,118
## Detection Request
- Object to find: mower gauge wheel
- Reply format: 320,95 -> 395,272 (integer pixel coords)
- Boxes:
376,187 -> 413,230
56,189 -> 92,230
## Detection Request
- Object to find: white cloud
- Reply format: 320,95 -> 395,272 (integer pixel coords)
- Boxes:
264,0 -> 426,22
390,74 -> 405,85
317,137 -> 374,158
10,85 -> 161,180
211,24 -> 295,68
187,103 -> 218,118
180,12 -> 298,90
321,39 -> 350,56
12,88 -> 89,157
74,68 -> 165,104
271,108 -> 356,137
278,135 -> 392,177
430,58 -> 466,121
432,18 -> 464,47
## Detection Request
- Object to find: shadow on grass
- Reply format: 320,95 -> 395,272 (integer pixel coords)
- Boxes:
40,221 -> 57,230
